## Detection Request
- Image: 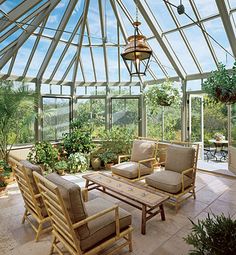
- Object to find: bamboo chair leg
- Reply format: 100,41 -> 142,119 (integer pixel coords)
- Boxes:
49,236 -> 56,255
128,232 -> 133,252
193,188 -> 196,199
21,208 -> 28,224
35,222 -> 43,242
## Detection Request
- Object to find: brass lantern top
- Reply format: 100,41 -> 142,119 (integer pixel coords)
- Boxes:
121,22 -> 152,61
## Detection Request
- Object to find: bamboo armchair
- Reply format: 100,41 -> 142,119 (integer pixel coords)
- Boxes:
145,142 -> 199,211
111,137 -> 158,182
8,157 -> 51,241
33,172 -> 133,255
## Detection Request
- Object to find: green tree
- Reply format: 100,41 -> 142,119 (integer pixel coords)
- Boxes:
0,80 -> 36,160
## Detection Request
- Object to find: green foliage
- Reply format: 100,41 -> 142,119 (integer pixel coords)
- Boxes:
0,80 -> 36,160
0,159 -> 11,187
54,160 -> 68,170
145,80 -> 181,111
99,127 -> 134,157
27,141 -> 59,171
67,152 -> 88,173
184,213 -> 236,255
62,119 -> 94,156
203,62 -> 236,104
100,151 -> 117,164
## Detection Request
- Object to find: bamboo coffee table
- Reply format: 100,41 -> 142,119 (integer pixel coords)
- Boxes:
83,172 -> 169,235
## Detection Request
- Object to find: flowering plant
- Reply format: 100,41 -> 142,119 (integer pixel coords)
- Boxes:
214,133 -> 225,141
68,153 -> 88,173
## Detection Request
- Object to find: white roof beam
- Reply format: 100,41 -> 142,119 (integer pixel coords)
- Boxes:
49,15 -> 83,82
98,0 -> 109,82
0,2 -> 50,44
135,0 -> 185,79
22,17 -> 49,78
165,2 -> 202,73
37,0 -> 78,79
0,0 -> 43,33
216,0 -> 236,57
72,0 -> 90,89
0,0 -> 61,70
109,0 -> 128,43
189,0 -> 218,67
86,22 -> 97,82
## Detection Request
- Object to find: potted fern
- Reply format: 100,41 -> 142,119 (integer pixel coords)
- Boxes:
203,62 -> 236,104
184,213 -> 236,255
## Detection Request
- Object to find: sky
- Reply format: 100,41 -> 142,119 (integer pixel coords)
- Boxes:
0,0 -> 236,88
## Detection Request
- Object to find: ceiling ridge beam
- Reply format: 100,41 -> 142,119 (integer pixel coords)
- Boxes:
216,0 -> 236,58
0,0 -> 61,70
49,15 -> 83,82
37,0 -> 78,80
86,22 -> 97,82
165,1 -> 202,73
98,0 -> 109,82
189,0 -> 218,67
134,0 -> 185,79
72,0 -> 90,90
22,17 -> 49,78
0,1 -> 50,44
0,0 -> 43,33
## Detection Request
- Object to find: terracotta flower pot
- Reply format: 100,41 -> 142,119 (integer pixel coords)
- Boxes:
105,162 -> 114,170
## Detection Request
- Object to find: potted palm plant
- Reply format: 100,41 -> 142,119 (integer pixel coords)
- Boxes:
203,62 -> 236,104
145,80 -> 181,107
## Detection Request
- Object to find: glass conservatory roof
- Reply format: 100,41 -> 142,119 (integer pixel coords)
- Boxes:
0,0 -> 236,85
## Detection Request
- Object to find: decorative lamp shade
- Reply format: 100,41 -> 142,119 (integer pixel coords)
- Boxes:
121,22 -> 152,76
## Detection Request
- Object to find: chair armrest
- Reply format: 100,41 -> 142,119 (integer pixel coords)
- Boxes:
73,205 -> 120,237
181,168 -> 194,192
118,154 -> 131,164
137,158 -> 156,178
81,187 -> 88,202
138,157 -> 156,164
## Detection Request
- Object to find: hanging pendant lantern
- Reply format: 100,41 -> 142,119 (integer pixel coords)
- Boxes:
121,21 -> 152,76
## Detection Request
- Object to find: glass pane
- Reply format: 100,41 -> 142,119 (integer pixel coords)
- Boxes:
42,97 -> 70,141
231,103 -> 236,147
184,26 -> 217,72
75,98 -> 106,138
187,80 -> 202,91
166,32 -> 199,74
190,96 -> 202,142
193,0 -> 218,18
204,18 -> 235,69
204,96 -> 228,140
111,98 -> 139,136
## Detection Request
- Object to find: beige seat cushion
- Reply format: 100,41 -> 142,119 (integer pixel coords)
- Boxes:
165,145 -> 195,175
131,139 -> 156,167
20,160 -> 43,195
81,197 -> 131,251
46,173 -> 89,239
145,170 -> 193,194
111,161 -> 152,179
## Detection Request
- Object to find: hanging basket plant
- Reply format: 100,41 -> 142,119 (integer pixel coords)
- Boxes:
203,62 -> 236,104
144,80 -> 181,109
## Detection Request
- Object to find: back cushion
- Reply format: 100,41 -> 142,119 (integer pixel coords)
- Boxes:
20,160 -> 43,195
165,145 -> 195,174
46,173 -> 89,239
131,139 -> 156,167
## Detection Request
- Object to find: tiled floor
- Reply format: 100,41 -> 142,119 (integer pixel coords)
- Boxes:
1,171 -> 236,255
